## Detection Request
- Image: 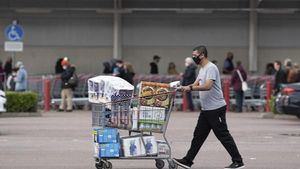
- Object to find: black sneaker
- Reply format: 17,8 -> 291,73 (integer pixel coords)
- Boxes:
173,158 -> 193,169
224,162 -> 245,169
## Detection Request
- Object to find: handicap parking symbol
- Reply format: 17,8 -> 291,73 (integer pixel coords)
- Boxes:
5,24 -> 24,41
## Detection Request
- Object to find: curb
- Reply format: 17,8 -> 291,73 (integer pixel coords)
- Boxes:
0,112 -> 42,118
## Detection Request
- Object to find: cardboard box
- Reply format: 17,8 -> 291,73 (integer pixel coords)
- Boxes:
94,143 -> 120,158
131,107 -> 139,130
143,136 -> 158,155
138,106 -> 165,132
122,137 -> 146,157
94,143 -> 100,157
139,81 -> 171,108
93,128 -> 119,143
156,140 -> 170,158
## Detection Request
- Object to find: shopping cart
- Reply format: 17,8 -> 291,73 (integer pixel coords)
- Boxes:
92,90 -> 178,169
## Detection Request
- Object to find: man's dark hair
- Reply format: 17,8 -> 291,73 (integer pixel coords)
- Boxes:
116,59 -> 123,64
193,46 -> 208,57
274,60 -> 281,66
153,55 -> 160,60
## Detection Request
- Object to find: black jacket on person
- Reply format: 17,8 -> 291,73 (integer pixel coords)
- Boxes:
61,66 -> 75,90
273,68 -> 287,95
182,64 -> 197,86
124,72 -> 135,85
150,62 -> 158,74
4,61 -> 12,77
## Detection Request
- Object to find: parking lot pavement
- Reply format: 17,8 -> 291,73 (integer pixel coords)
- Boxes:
0,111 -> 300,169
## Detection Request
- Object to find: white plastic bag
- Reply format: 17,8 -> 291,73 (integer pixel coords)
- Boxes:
242,81 -> 248,92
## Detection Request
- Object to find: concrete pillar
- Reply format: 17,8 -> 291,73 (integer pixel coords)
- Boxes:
113,0 -> 122,59
249,0 -> 258,73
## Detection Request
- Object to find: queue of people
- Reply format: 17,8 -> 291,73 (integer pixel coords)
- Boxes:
0,58 -> 28,92
1,51 -> 299,114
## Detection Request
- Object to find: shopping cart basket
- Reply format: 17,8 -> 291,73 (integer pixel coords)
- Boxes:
92,91 -> 178,169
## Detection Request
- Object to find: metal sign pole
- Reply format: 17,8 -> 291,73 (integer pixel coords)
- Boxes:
12,52 -> 16,67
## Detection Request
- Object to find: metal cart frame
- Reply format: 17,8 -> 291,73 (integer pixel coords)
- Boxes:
92,91 -> 178,169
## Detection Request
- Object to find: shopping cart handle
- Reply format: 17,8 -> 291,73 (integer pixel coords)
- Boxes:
169,81 -> 181,88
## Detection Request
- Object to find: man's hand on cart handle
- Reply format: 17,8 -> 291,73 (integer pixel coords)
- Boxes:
177,85 -> 192,92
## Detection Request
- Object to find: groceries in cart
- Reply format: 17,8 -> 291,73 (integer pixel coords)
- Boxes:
93,128 -> 160,158
88,76 -> 134,103
89,76 -> 178,169
138,106 -> 166,132
139,81 -> 171,108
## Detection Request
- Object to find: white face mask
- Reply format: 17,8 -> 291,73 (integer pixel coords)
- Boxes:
63,66 -> 68,70
185,62 -> 189,67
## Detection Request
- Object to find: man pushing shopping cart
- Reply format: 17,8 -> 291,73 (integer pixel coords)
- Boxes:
173,45 -> 245,169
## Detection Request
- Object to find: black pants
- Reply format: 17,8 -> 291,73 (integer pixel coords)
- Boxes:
235,90 -> 244,112
184,106 -> 243,163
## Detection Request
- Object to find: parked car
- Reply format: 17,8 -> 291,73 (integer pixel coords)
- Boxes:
275,82 -> 300,118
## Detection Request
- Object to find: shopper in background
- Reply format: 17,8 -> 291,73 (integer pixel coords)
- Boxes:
59,58 -> 76,112
167,62 -> 179,75
174,45 -> 244,169
6,68 -> 18,91
113,60 -> 126,79
222,52 -> 235,75
287,63 -> 300,83
123,62 -> 135,85
265,63 -> 276,75
0,60 -> 4,90
55,58 -> 64,74
231,61 -> 247,112
103,61 -> 112,74
14,61 -> 28,92
150,55 -> 160,74
181,57 -> 197,111
4,57 -> 12,78
273,60 -> 287,95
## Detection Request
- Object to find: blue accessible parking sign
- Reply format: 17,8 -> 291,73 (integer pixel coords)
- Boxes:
5,24 -> 24,41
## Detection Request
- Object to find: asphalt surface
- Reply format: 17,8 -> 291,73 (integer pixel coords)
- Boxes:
0,111 -> 300,169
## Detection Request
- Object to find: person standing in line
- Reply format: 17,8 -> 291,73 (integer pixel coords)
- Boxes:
14,61 -> 28,92
0,60 -> 4,90
4,57 -> 12,78
112,60 -> 126,79
181,57 -> 197,111
103,61 -> 112,74
123,62 -> 135,85
55,58 -> 64,74
150,55 -> 160,74
231,61 -> 247,113
168,62 -> 179,75
222,52 -> 235,75
59,58 -> 76,112
273,60 -> 287,95
173,45 -> 244,169
6,68 -> 18,91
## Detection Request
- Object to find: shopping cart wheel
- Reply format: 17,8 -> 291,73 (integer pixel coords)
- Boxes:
168,161 -> 178,169
95,161 -> 103,169
104,161 -> 112,169
155,159 -> 165,169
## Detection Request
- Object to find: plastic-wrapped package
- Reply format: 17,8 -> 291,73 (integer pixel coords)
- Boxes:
121,137 -> 146,157
88,76 -> 134,103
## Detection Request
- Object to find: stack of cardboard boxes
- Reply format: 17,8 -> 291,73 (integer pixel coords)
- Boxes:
93,128 -> 120,158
